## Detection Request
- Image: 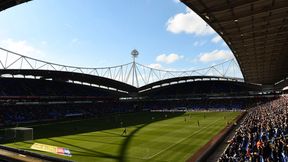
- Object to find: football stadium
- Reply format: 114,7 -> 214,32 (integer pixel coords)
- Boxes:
0,0 -> 288,162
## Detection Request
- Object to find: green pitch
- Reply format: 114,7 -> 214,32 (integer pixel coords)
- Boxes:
5,111 -> 240,162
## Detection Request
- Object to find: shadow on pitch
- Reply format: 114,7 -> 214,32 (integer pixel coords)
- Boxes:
73,112 -> 184,161
6,112 -> 184,161
28,112 -> 184,140
118,122 -> 151,162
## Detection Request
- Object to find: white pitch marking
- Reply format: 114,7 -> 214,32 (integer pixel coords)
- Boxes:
144,118 -> 222,160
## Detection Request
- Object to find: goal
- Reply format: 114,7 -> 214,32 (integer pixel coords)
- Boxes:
5,127 -> 33,142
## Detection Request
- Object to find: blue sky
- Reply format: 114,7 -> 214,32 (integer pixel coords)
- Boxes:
0,0 -> 238,74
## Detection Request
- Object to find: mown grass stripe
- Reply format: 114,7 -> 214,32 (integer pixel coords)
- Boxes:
4,111 -> 239,162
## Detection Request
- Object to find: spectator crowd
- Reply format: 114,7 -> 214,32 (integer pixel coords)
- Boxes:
220,96 -> 288,162
0,102 -> 137,127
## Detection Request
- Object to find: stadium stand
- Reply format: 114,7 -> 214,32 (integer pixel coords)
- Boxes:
0,74 -> 266,128
0,76 -> 139,129
0,73 -> 274,129
219,96 -> 288,161
0,101 -> 138,127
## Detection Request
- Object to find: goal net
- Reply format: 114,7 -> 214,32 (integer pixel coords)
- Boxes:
4,127 -> 33,142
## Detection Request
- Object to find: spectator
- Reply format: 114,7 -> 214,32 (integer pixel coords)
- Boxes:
219,96 -> 288,162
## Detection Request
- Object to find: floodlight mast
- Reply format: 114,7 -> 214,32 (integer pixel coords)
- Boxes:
131,49 -> 139,63
131,49 -> 139,87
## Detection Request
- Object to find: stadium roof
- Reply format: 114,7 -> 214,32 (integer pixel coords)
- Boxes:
0,0 -> 31,12
0,69 -> 137,93
181,0 -> 288,85
138,76 -> 244,92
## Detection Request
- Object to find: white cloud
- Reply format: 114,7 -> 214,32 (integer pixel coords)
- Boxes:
0,39 -> 44,58
147,63 -> 162,69
166,7 -> 215,35
193,40 -> 206,46
156,53 -> 184,64
211,35 -> 222,43
198,50 -> 234,63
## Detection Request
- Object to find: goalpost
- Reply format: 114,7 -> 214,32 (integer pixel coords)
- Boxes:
5,127 -> 33,142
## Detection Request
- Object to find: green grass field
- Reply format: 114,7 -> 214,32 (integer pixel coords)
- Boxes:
4,111 -> 240,162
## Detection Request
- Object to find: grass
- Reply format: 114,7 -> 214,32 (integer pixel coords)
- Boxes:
4,111 -> 240,162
